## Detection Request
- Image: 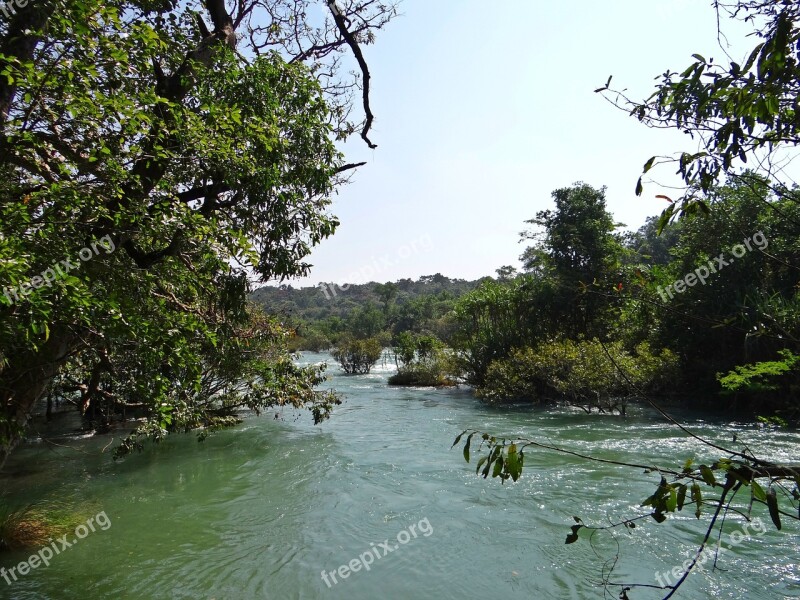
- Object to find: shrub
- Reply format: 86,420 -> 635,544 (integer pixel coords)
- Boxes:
388,333 -> 459,387
331,337 -> 383,374
288,329 -> 332,352
717,350 -> 800,417
388,360 -> 458,387
718,350 -> 800,394
479,338 -> 678,413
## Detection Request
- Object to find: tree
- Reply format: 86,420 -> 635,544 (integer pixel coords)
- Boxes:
624,216 -> 682,267
520,183 -> 625,337
373,282 -> 398,315
331,336 -> 383,374
453,184 -> 627,386
346,302 -> 386,338
452,5 -> 800,596
0,0 -> 397,466
598,0 -> 800,224
494,265 -> 518,281
388,331 -> 455,386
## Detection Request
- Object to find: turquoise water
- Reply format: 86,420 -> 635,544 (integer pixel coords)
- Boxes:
1,352 -> 798,599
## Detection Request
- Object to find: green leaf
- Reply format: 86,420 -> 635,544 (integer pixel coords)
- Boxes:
666,486 -> 678,512
492,454 -> 504,478
505,443 -> 522,482
481,455 -> 493,478
463,433 -> 474,463
767,486 -> 782,530
743,43 -> 764,73
751,480 -> 767,502
676,484 -> 687,511
651,511 -> 667,523
691,483 -> 702,519
656,203 -> 677,235
700,465 -> 716,486
451,430 -> 466,449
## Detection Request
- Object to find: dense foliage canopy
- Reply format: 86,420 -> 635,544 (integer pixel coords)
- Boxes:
0,0 -> 397,465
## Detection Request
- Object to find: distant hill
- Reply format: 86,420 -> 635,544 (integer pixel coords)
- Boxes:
250,274 -> 488,323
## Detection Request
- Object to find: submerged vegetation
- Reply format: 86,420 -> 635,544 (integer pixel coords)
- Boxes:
0,501 -> 88,552
331,337 -> 383,375
387,332 -> 458,387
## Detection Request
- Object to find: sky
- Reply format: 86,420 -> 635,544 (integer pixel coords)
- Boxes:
285,0 -> 755,289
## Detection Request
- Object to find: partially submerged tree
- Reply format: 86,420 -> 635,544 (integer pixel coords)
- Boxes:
0,0 -> 397,466
331,336 -> 382,374
388,331 -> 455,386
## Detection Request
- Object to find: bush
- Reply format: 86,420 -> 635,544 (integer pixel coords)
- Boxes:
718,350 -> 800,394
331,336 -> 383,374
288,329 -> 332,352
479,338 -> 678,413
388,333 -> 459,387
388,360 -> 458,387
717,350 -> 800,417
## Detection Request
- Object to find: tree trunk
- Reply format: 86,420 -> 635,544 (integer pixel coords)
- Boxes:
0,330 -> 77,470
0,2 -> 53,127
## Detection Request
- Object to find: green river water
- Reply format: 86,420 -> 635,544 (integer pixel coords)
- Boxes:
1,352 -> 799,599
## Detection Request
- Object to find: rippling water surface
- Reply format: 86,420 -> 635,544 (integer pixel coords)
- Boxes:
1,352 -> 799,599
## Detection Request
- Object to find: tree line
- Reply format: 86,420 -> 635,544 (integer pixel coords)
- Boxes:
274,176 -> 799,417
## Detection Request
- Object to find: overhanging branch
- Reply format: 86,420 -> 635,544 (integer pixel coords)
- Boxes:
326,0 -> 377,149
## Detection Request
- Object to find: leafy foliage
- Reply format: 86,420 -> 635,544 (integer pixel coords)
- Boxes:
388,332 -> 457,387
254,274 -> 483,351
479,339 -> 678,413
601,1 -> 800,226
0,0 -> 397,461
718,350 -> 800,394
454,427 -> 800,596
331,336 -> 383,375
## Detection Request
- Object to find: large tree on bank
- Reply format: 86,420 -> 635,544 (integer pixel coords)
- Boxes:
0,0 -> 397,466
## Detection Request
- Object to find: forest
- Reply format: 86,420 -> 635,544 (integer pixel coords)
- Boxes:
267,176 -> 799,418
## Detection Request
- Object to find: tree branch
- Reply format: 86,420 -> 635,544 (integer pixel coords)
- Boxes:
326,0 -> 377,148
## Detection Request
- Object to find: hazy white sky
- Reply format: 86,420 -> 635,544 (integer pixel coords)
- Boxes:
288,0 -> 754,288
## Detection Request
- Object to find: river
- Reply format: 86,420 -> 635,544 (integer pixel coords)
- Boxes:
1,352 -> 799,599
